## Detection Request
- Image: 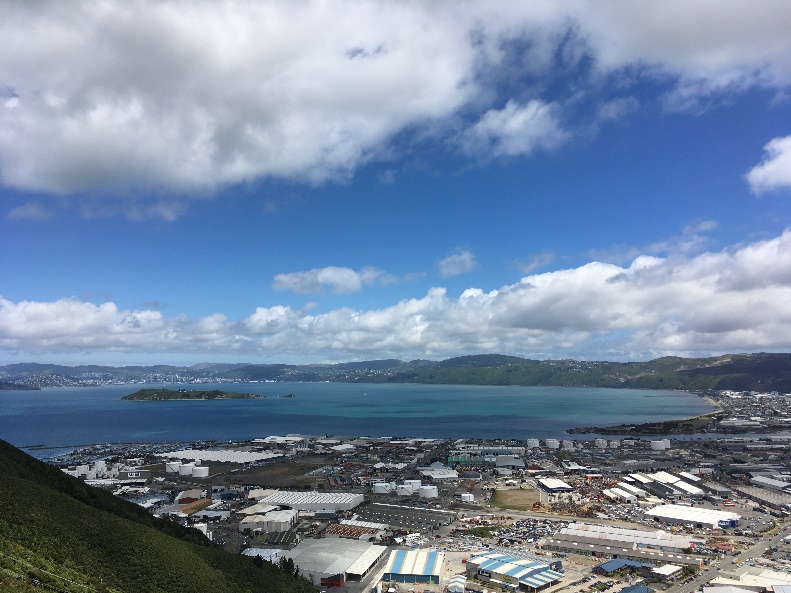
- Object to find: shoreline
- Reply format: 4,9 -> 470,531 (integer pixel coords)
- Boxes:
566,391 -> 724,435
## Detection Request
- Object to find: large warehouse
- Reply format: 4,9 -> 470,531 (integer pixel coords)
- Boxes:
644,505 -> 740,529
382,549 -> 445,584
261,491 -> 364,511
536,478 -> 574,493
553,523 -> 697,553
284,539 -> 388,587
466,552 -> 563,592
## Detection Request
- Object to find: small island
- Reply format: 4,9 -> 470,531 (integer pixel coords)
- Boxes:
278,393 -> 297,398
122,388 -> 261,401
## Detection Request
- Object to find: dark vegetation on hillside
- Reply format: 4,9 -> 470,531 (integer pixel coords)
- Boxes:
0,440 -> 315,593
121,388 -> 259,400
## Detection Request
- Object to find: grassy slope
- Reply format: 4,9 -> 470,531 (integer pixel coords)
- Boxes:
0,440 -> 314,593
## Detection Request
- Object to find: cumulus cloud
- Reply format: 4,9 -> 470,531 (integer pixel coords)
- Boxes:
6,230 -> 791,360
273,266 -> 396,295
1,2 -> 791,216
460,100 -> 568,157
746,135 -> 791,193
438,250 -> 477,278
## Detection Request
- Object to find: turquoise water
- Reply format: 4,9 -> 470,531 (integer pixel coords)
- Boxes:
0,382 -> 715,447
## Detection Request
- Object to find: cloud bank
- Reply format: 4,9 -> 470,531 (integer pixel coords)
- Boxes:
2,1 -> 791,216
4,230 -> 791,361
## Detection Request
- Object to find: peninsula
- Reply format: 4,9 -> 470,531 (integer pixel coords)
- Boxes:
121,388 -> 260,401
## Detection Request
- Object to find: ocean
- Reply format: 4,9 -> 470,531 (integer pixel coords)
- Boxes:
0,382 -> 715,449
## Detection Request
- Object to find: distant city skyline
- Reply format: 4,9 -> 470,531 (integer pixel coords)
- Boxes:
2,1 -> 791,366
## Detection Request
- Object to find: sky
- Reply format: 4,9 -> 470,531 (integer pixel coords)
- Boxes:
2,1 -> 791,367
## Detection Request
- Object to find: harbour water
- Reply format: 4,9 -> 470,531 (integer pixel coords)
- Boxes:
0,382 -> 716,449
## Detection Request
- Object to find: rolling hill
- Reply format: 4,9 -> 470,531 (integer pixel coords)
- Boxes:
0,439 -> 314,593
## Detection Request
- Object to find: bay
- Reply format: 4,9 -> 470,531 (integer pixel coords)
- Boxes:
0,382 -> 715,449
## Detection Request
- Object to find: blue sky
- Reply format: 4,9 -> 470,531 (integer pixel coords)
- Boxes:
2,1 -> 791,366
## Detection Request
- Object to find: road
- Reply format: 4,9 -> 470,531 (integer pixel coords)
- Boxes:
668,523 -> 791,593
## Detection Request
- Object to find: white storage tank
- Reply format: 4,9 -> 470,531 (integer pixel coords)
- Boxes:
595,438 -> 608,449
545,439 -> 560,449
396,485 -> 413,496
662,438 -> 671,449
609,440 -> 620,448
562,440 -> 574,450
650,440 -> 666,451
179,463 -> 195,475
373,483 -> 392,494
94,460 -> 107,472
526,439 -> 540,449
84,471 -> 97,480
165,461 -> 181,473
76,464 -> 90,474
419,485 -> 439,498
404,480 -> 422,490
192,466 -> 209,478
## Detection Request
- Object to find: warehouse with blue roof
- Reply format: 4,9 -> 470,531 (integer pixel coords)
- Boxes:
382,549 -> 445,584
466,552 -> 564,591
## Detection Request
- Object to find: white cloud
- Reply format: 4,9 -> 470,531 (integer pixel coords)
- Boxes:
589,221 -> 718,264
7,202 -> 53,220
746,135 -> 791,193
596,97 -> 639,123
460,100 -> 568,157
273,266 -> 395,295
514,251 -> 555,274
438,250 -> 477,278
1,2 -> 790,216
6,230 -> 791,360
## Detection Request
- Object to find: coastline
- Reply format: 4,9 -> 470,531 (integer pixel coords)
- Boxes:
566,391 -> 724,436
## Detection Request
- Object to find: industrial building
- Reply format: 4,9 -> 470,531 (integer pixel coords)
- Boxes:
419,467 -> 459,482
284,539 -> 388,587
239,509 -> 298,533
603,488 -> 637,504
541,537 -> 702,568
644,504 -> 740,529
448,575 -> 467,593
260,491 -> 364,511
382,549 -> 445,584
536,478 -> 574,492
550,523 -> 697,553
466,551 -> 564,591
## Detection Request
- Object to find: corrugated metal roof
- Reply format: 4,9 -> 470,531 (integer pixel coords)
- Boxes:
469,552 -> 561,589
346,545 -> 387,575
384,549 -> 444,577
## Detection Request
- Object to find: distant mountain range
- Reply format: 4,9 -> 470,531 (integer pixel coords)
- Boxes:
3,352 -> 791,392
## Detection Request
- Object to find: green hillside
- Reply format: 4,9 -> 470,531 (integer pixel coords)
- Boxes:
0,440 -> 314,593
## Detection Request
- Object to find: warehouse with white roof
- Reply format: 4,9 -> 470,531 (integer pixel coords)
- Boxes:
604,488 -> 637,504
466,551 -> 563,591
645,504 -> 740,529
551,523 -> 695,553
536,478 -> 574,492
284,539 -> 388,587
261,491 -> 364,511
